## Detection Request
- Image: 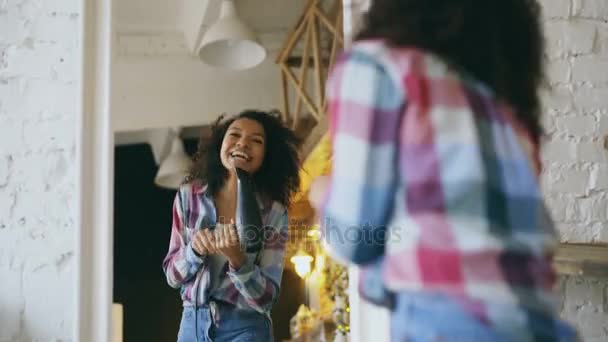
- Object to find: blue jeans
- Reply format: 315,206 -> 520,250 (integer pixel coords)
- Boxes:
177,302 -> 272,342
391,291 -> 579,341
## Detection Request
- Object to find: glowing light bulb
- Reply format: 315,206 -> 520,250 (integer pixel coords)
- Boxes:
290,250 -> 313,279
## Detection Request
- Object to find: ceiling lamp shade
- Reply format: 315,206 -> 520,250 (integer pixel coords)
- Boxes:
198,0 -> 266,70
154,130 -> 191,190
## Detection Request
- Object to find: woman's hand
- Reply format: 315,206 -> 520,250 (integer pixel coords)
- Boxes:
216,222 -> 247,270
192,229 -> 219,256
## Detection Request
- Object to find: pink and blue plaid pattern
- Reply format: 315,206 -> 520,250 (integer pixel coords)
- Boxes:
320,40 -> 560,315
162,182 -> 288,314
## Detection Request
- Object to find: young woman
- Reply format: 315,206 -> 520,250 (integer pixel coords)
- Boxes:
163,110 -> 300,342
310,0 -> 578,340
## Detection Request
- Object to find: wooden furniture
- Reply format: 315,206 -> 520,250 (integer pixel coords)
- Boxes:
276,0 -> 343,157
554,243 -> 608,278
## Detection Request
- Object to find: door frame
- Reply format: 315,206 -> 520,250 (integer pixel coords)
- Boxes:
74,0 -> 114,340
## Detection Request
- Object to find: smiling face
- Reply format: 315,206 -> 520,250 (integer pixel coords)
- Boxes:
219,118 -> 266,174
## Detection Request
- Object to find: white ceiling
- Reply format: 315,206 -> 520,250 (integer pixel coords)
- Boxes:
115,0 -> 182,32
115,0 -> 308,33
237,0 -> 308,32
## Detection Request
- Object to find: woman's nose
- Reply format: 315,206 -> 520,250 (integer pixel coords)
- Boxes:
236,139 -> 248,148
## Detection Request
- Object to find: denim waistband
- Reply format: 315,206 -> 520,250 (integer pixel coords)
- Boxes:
185,300 -> 266,327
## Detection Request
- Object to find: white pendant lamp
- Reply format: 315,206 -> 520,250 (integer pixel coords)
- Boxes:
154,128 -> 191,190
198,0 -> 267,70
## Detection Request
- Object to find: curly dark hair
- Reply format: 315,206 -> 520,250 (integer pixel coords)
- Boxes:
186,110 -> 301,207
357,0 -> 545,142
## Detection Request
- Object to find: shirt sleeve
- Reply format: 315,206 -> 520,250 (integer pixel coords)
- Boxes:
319,50 -> 404,265
227,206 -> 288,314
358,257 -> 395,308
162,187 -> 207,288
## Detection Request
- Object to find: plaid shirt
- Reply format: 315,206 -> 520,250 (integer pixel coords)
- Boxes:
162,182 -> 288,314
320,40 -> 559,313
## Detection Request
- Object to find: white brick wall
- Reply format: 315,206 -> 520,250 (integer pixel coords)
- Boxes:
571,57 -> 608,84
546,20 -> 597,57
345,0 -> 608,341
540,0 -> 608,244
542,0 -> 572,19
559,276 -> 608,342
0,0 -> 79,341
573,0 -> 608,19
539,0 -> 608,338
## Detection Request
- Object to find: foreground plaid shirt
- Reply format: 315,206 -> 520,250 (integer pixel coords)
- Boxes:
162,182 -> 288,314
320,40 -> 559,313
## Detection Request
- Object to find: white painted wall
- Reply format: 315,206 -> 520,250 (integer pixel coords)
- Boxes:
344,0 -> 608,341
0,0 -> 80,340
112,32 -> 283,132
115,0 -> 180,32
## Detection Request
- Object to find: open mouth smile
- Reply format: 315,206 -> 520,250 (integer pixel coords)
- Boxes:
230,150 -> 251,162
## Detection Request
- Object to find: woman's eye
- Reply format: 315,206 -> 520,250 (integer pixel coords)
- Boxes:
253,139 -> 264,144
229,132 -> 240,138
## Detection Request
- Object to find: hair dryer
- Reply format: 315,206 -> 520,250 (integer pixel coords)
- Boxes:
235,167 -> 263,254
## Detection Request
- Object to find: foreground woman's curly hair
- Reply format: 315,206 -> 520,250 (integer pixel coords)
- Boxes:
358,0 -> 545,142
186,110 -> 301,207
